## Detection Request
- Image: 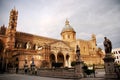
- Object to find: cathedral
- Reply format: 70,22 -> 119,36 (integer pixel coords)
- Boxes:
0,8 -> 104,70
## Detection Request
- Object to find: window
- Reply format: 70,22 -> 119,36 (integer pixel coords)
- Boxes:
113,52 -> 115,54
117,56 -> 119,59
119,51 -> 120,54
63,35 -> 65,39
93,48 -> 95,51
16,57 -> 19,61
68,35 -> 70,39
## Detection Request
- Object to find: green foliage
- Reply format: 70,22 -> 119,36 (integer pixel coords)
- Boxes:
82,64 -> 95,75
52,62 -> 63,68
71,61 -> 76,67
82,64 -> 88,70
85,69 -> 95,75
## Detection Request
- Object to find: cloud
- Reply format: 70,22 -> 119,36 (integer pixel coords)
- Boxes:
97,42 -> 103,47
77,32 -> 91,40
0,0 -> 120,48
96,34 -> 104,39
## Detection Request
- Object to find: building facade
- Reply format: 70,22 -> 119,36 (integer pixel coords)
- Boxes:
112,48 -> 120,64
0,8 -> 104,70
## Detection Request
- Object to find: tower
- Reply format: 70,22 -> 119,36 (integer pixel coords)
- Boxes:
91,34 -> 97,47
61,19 -> 76,42
6,8 -> 18,49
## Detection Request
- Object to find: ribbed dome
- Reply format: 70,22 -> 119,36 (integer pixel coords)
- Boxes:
61,19 -> 75,33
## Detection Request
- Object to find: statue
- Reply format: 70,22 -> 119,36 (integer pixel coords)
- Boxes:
76,45 -> 80,60
103,37 -> 112,54
31,57 -> 35,70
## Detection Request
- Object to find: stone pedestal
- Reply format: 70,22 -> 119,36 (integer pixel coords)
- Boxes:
103,54 -> 118,79
75,60 -> 84,79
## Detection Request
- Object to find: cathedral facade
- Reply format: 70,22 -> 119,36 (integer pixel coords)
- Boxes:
0,8 -> 104,70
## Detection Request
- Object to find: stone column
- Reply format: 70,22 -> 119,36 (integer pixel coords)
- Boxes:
103,54 -> 117,79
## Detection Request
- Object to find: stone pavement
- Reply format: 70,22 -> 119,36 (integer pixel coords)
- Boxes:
0,71 -> 118,80
0,74 -> 72,80
0,73 -> 105,80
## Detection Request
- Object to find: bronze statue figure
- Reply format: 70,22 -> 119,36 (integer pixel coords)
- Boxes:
103,37 -> 112,54
76,45 -> 80,60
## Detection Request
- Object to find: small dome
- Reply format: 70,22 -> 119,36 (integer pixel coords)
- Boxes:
61,19 -> 75,33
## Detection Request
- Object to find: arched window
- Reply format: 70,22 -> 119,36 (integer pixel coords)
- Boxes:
50,54 -> 55,63
68,35 -> 70,39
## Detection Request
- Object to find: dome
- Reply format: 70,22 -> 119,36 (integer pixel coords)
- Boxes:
61,19 -> 75,33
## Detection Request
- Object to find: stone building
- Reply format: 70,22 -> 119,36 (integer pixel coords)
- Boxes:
112,48 -> 120,64
0,8 -> 104,70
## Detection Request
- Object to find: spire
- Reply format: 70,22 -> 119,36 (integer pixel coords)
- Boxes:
65,19 -> 69,25
8,8 -> 18,30
11,6 -> 18,13
13,6 -> 17,11
14,6 -> 16,10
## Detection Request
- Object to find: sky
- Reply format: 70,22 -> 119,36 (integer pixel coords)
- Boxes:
0,0 -> 120,49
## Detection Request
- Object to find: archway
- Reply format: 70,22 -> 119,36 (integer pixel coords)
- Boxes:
66,54 -> 70,67
49,54 -> 56,68
57,52 -> 64,67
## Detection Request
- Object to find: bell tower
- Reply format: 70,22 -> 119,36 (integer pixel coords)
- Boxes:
6,8 -> 18,49
61,19 -> 76,42
91,34 -> 97,46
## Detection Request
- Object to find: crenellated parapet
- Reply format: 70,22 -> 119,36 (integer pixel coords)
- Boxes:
14,32 -> 59,51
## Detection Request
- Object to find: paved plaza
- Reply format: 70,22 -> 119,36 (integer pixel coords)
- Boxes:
0,72 -> 105,80
0,74 -> 104,80
1,74 -> 71,80
0,70 -> 118,80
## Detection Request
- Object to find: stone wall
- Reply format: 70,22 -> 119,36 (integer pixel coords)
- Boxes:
37,68 -> 76,79
14,68 -> 76,79
8,68 -> 16,73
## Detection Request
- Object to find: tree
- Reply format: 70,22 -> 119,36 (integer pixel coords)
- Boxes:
71,61 -> 76,67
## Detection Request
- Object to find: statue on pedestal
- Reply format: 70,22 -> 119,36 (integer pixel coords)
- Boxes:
75,45 -> 83,78
103,37 -> 118,79
30,57 -> 36,74
31,57 -> 35,69
103,37 -> 112,54
76,45 -> 80,61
